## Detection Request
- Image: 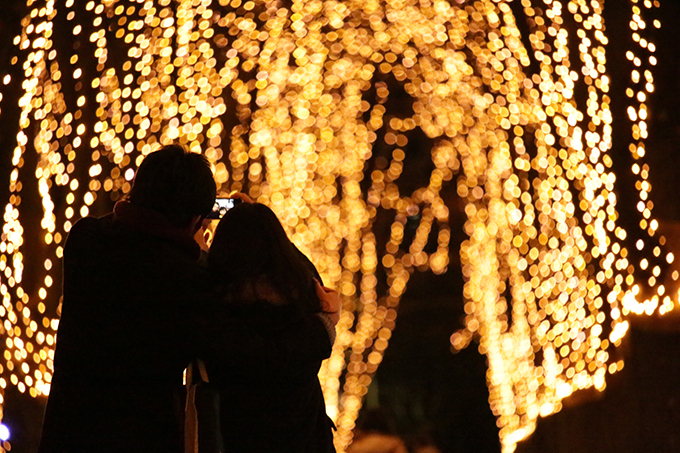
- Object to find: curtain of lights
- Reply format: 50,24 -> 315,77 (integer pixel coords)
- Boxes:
0,0 -> 667,451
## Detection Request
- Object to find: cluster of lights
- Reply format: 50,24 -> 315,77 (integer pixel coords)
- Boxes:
449,0 -> 625,447
450,0 -> 666,450
620,0 -> 672,317
0,3 -> 62,446
0,0 -> 670,452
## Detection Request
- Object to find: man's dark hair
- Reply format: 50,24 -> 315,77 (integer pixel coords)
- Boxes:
128,144 -> 216,228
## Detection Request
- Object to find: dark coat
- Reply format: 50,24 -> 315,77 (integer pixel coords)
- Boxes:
205,300 -> 336,453
38,203 -> 332,453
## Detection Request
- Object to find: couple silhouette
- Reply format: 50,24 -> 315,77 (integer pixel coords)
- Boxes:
38,145 -> 339,453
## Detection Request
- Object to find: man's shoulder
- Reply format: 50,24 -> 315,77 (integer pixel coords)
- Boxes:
64,215 -> 103,243
65,215 -> 117,249
69,214 -> 115,233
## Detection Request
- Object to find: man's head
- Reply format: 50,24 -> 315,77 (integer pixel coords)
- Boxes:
128,145 -> 216,229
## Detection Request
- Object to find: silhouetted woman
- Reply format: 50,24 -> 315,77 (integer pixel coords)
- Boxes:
205,202 -> 337,452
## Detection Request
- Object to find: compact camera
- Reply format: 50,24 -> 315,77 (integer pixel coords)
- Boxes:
206,197 -> 242,219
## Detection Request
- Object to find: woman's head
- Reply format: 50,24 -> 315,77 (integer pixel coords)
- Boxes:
207,203 -> 320,312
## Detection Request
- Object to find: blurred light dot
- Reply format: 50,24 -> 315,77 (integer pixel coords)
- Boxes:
0,424 -> 10,441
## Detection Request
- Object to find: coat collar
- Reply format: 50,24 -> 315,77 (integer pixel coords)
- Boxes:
113,200 -> 201,259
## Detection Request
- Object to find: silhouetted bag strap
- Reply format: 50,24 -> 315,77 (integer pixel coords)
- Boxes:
185,360 -> 224,453
184,360 -> 201,453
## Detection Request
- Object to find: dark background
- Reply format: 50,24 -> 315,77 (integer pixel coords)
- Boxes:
1,1 -> 680,452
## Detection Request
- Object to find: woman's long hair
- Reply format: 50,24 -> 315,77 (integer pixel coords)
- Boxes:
207,203 -> 321,314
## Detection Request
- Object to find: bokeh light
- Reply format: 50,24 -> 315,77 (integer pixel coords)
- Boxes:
0,424 -> 9,442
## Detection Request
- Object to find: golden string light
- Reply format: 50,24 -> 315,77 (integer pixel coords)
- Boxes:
450,0 -> 662,450
0,0 -> 668,452
620,0 -> 670,317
